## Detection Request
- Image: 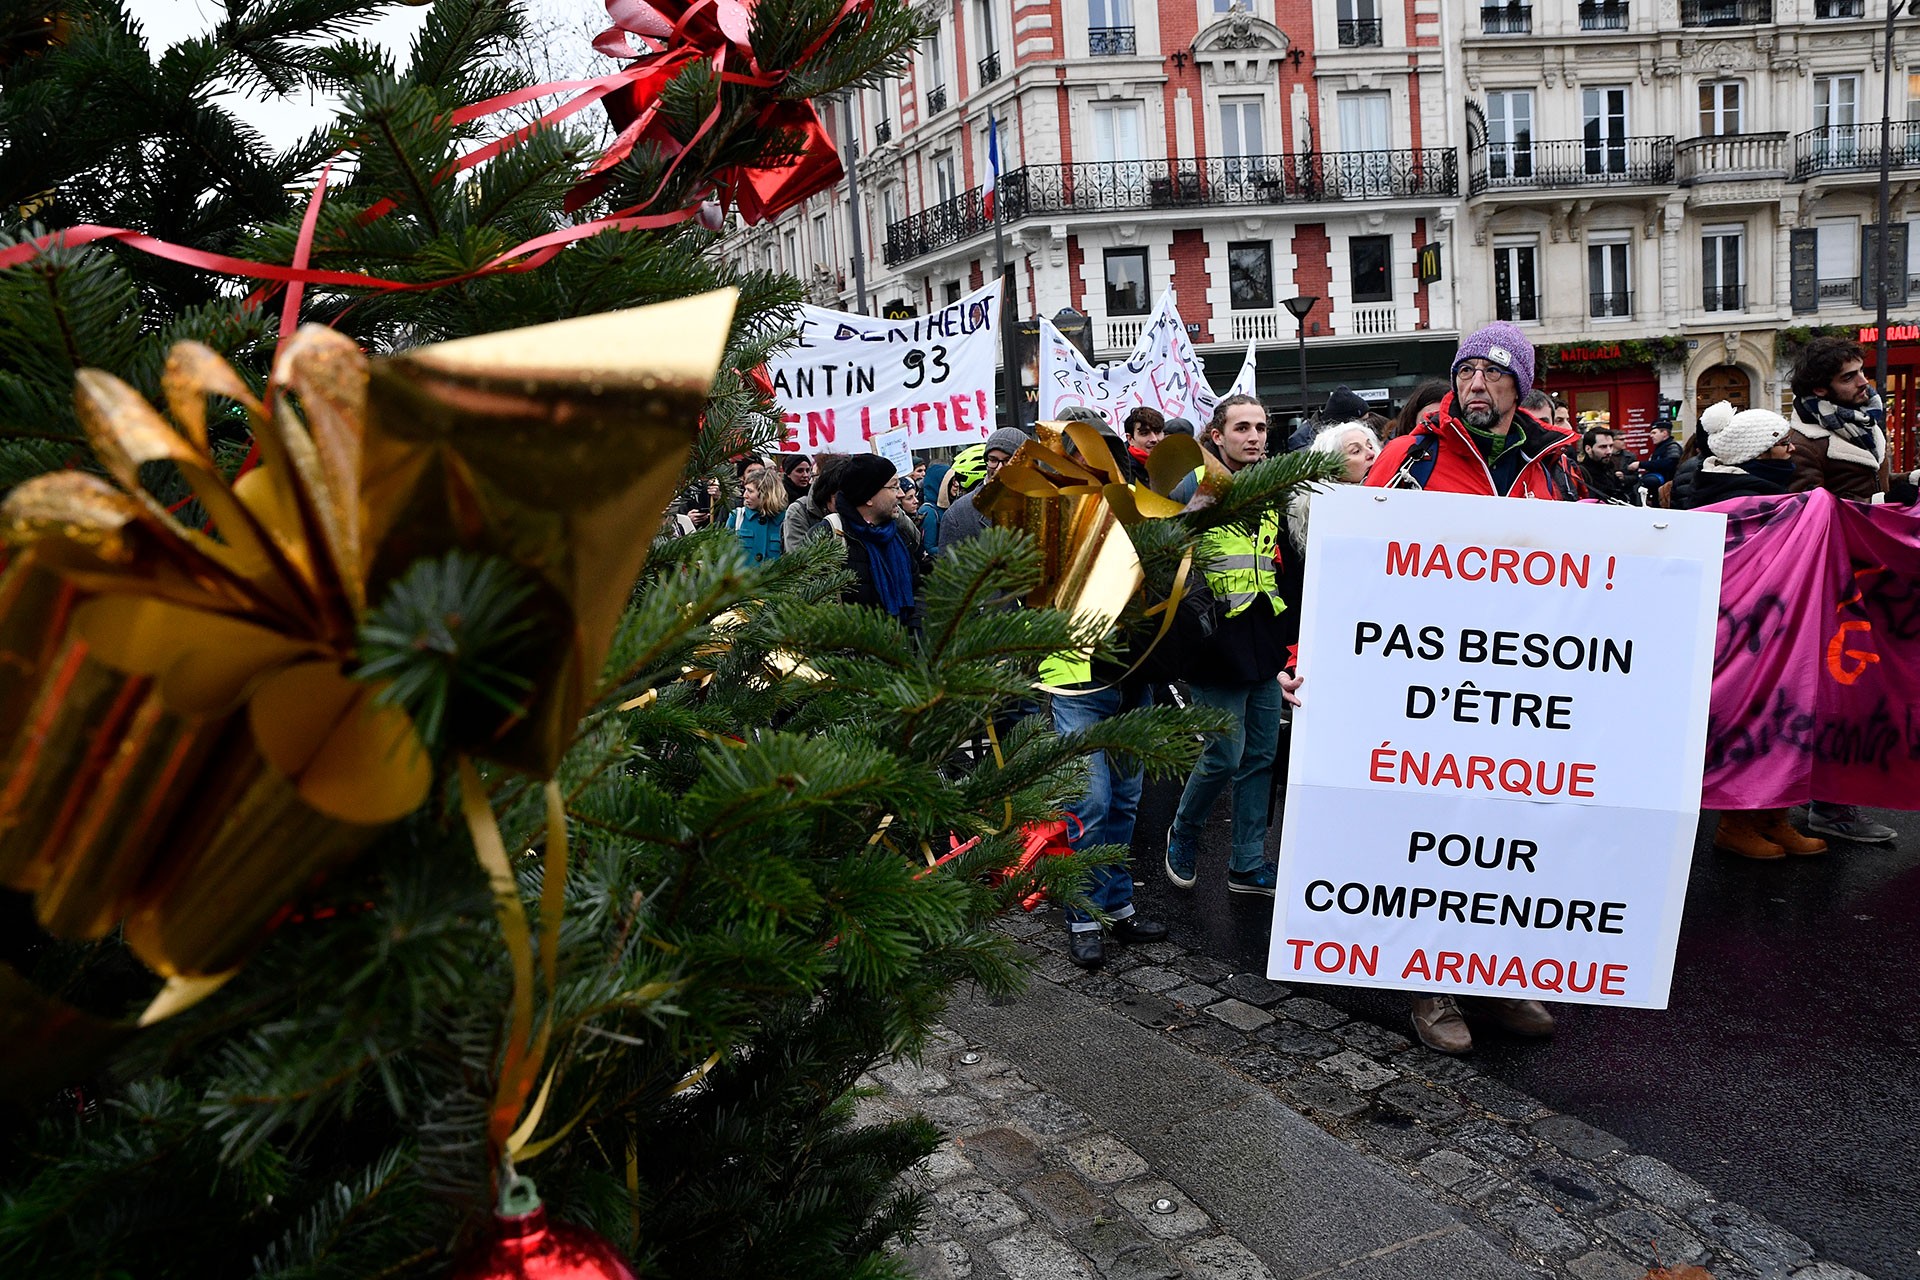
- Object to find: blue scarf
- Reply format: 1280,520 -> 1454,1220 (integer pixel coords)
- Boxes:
837,497 -> 915,618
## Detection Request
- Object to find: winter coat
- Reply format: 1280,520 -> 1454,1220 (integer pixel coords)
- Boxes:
729,507 -> 784,563
1644,437 -> 1683,485
1786,425 -> 1891,500
1677,457 -> 1796,508
936,490 -> 987,552
1364,395 -> 1582,499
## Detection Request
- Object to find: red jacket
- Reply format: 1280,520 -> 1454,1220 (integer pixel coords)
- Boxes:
1364,395 -> 1583,499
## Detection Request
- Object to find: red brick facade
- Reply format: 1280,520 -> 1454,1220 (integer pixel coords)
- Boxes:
1291,224 -> 1333,337
1169,229 -> 1213,345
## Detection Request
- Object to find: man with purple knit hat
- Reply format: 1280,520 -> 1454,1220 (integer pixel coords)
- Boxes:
1361,321 -> 1580,1055
1365,321 -> 1583,499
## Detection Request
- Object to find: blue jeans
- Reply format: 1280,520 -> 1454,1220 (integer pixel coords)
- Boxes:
1169,678 -> 1284,874
1052,683 -> 1151,929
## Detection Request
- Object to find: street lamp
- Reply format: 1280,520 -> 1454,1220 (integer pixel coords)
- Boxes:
1283,295 -> 1318,428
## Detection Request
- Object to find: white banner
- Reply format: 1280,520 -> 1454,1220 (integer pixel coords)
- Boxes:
770,280 -> 1001,452
1037,291 -> 1218,426
1267,488 -> 1727,1008
1227,342 -> 1258,398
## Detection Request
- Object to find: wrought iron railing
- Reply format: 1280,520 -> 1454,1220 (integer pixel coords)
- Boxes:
1338,18 -> 1384,45
978,50 -> 1001,84
1675,132 -> 1788,184
875,119 -> 892,146
1470,136 -> 1673,191
1496,292 -> 1540,323
1703,284 -> 1747,312
926,85 -> 948,115
1680,0 -> 1771,26
1590,290 -> 1632,319
1818,277 -> 1859,306
880,151 -> 1459,264
1814,0 -> 1863,14
1480,4 -> 1532,32
1793,122 -> 1920,178
1579,0 -> 1629,28
1088,26 -> 1137,55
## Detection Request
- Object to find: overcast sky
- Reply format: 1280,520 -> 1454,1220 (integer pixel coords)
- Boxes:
128,0 -> 600,149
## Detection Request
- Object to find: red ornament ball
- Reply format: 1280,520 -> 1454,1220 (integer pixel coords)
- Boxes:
453,1178 -> 636,1280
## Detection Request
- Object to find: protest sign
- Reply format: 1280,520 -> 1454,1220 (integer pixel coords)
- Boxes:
871,425 -> 912,474
1227,342 -> 1257,398
1267,488 -> 1726,1008
769,280 -> 1000,451
1705,487 -> 1920,810
1038,291 -> 1218,424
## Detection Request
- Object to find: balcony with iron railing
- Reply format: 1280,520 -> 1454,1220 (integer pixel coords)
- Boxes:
1590,290 -> 1633,319
1470,136 -> 1674,192
978,50 -> 1001,84
1813,0 -> 1863,15
926,85 -> 948,115
881,151 -> 1459,264
1675,132 -> 1789,184
1088,26 -> 1137,55
1703,284 -> 1747,312
875,119 -> 892,146
1496,292 -> 1541,323
1480,4 -> 1532,32
1679,0 -> 1771,26
1337,17 -> 1383,45
1793,122 -> 1920,179
1579,0 -> 1629,28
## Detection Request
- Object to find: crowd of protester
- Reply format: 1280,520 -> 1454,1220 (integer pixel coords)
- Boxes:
679,323 -> 1910,1054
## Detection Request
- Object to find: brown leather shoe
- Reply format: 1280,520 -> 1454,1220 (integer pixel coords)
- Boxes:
1465,996 -> 1555,1037
1759,810 -> 1828,856
1714,810 -> 1786,860
1411,996 -> 1472,1054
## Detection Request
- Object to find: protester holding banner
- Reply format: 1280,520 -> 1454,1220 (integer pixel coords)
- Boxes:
1364,322 -> 1582,500
1788,336 -> 1892,501
936,427 -> 1027,552
1164,395 -> 1300,897
1786,338 -> 1902,846
729,468 -> 789,564
1359,324 -> 1576,1052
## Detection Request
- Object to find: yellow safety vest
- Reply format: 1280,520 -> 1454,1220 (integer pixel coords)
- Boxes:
1039,647 -> 1091,687
1203,507 -> 1286,618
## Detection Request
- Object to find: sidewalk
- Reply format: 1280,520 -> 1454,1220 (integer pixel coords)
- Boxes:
868,914 -> 1875,1280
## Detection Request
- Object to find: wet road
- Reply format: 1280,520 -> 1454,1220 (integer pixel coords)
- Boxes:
1126,776 -> 1920,1280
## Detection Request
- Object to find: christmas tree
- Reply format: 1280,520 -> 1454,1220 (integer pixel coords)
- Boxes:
0,4 -> 1335,1277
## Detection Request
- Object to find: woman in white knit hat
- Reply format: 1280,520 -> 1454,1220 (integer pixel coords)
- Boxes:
1678,401 -> 1828,859
1679,400 -> 1799,507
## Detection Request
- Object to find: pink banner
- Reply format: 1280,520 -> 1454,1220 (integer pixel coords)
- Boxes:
1705,488 -> 1920,810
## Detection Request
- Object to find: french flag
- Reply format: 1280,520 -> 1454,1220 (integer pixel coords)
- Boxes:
984,113 -> 1001,221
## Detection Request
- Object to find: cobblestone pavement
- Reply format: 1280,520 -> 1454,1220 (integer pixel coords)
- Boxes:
872,911 -> 1877,1280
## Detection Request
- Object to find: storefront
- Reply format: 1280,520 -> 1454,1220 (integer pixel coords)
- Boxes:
1532,341 -> 1667,459
1204,336 -> 1461,434
1851,323 -> 1920,472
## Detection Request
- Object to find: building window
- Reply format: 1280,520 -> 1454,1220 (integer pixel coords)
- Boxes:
1350,235 -> 1392,303
1909,71 -> 1920,122
933,151 -> 958,205
1588,236 -> 1630,318
1487,90 -> 1533,180
1091,102 -> 1145,162
1220,97 -> 1265,177
1229,242 -> 1274,310
813,214 -> 829,266
945,280 -> 963,304
1089,0 -> 1135,55
1337,0 -> 1384,46
1105,249 -> 1149,315
1582,86 -> 1628,175
1702,225 -> 1745,311
926,25 -> 945,89
882,185 -> 901,229
1338,91 -> 1391,152
1817,218 -> 1857,304
1494,241 -> 1538,321
1698,80 -> 1743,136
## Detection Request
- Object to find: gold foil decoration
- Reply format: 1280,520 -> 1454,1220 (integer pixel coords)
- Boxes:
973,424 -> 1206,670
0,289 -> 738,1052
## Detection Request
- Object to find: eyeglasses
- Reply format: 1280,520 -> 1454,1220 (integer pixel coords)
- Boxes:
1456,362 -> 1514,384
